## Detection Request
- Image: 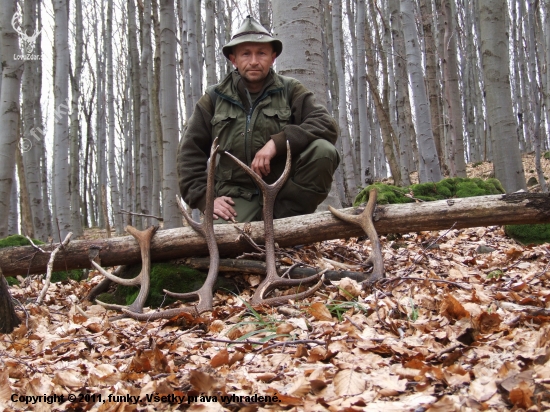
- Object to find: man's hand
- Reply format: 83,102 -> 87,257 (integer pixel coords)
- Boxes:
251,140 -> 277,176
213,196 -> 237,221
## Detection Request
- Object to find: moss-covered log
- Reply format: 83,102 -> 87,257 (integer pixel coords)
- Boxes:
1,193 -> 549,277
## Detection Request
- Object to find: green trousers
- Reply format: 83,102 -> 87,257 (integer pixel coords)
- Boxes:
215,139 -> 340,224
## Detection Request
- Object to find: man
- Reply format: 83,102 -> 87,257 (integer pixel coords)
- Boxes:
177,16 -> 339,223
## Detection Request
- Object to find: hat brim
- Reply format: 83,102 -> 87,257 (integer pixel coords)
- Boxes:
223,35 -> 283,59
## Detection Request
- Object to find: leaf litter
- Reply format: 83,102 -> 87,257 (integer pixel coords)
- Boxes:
2,225 -> 550,411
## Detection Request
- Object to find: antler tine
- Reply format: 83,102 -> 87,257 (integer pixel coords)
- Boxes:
94,225 -> 158,314
329,188 -> 384,281
126,138 -> 221,320
226,141 -> 321,306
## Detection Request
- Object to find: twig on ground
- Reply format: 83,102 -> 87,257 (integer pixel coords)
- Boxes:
380,276 -> 472,290
234,225 -> 265,253
202,337 -> 325,348
36,232 -> 72,304
26,236 -> 47,253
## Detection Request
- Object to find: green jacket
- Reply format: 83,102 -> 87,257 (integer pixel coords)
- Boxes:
177,69 -> 338,212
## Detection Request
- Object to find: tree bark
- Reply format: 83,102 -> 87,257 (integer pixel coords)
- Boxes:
2,193 -> 549,277
478,0 -> 526,193
0,0 -> 23,238
0,267 -> 20,334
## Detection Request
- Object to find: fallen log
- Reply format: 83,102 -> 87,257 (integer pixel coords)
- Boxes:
1,192 -> 549,277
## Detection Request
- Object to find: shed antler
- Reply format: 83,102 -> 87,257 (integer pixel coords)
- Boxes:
225,142 -> 323,306
92,225 -> 158,313
329,188 -> 384,282
121,138 -> 221,320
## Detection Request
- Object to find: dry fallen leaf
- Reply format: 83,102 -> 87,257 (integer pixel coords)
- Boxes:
189,369 -> 218,393
210,349 -> 229,368
308,302 -> 333,321
509,381 -> 534,409
337,277 -> 362,300
333,369 -> 366,396
0,370 -> 11,402
440,293 -> 470,320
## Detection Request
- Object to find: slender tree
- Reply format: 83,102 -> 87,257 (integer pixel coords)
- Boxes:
478,0 -> 526,192
160,0 -> 181,228
0,0 -> 24,238
401,0 -> 442,182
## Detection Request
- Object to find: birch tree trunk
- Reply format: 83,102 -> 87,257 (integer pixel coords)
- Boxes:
8,169 -> 18,235
151,0 -> 163,220
187,0 -> 202,106
259,0 -> 270,31
52,0 -> 72,240
478,0 -> 526,192
160,0 -> 181,229
0,0 -> 23,238
272,0 -> 342,210
400,0 -> 442,183
16,144 -> 33,237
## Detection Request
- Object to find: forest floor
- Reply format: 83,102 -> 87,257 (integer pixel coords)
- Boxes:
2,155 -> 550,411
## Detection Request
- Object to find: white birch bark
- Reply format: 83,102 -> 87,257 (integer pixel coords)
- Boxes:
478,0 -> 526,192
8,169 -> 18,235
272,0 -> 342,210
400,0 -> 442,183
187,0 -> 202,106
52,0 -> 71,240
0,0 -> 23,238
160,0 -> 181,228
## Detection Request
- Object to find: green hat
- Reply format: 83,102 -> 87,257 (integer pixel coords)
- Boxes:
222,15 -> 283,59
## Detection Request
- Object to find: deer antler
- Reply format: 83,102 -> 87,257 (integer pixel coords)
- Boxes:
225,142 -> 323,306
121,138 -> 221,320
92,225 -> 158,313
328,188 -> 384,282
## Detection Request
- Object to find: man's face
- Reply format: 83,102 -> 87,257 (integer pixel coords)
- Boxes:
229,42 -> 277,89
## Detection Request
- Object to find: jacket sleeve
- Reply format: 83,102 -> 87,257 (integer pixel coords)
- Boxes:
270,81 -> 338,156
177,93 -> 214,212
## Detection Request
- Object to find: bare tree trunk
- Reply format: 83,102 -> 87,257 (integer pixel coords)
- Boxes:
441,0 -> 467,177
160,0 -> 181,229
204,0 -> 217,86
106,0 -> 124,233
356,0 -> 371,186
187,0 -> 202,106
401,0 -> 442,183
259,0 -> 270,31
70,0 -> 84,237
527,0 -> 547,192
52,0 -> 72,241
151,0 -> 163,220
8,169 -> 18,235
272,0 -> 342,210
16,144 -> 33,237
332,0 -> 357,200
21,0 -> 46,241
478,0 -> 526,192
0,0 -> 23,238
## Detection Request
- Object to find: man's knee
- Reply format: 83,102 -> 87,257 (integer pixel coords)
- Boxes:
298,139 -> 340,167
293,140 -> 339,193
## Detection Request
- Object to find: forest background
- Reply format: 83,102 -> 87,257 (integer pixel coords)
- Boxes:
0,0 -> 549,243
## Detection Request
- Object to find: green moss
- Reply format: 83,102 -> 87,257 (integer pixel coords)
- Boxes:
354,177 -> 505,206
100,262 -> 237,309
505,224 -> 550,245
0,235 -> 44,248
5,277 -> 19,286
544,151 -> 550,160
51,269 -> 85,283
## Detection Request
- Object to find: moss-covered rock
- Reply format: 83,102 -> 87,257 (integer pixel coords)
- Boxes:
98,262 -> 237,309
354,177 -> 505,206
505,224 -> 550,245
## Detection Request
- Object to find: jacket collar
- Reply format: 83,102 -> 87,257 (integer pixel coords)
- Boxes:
215,68 -> 282,107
